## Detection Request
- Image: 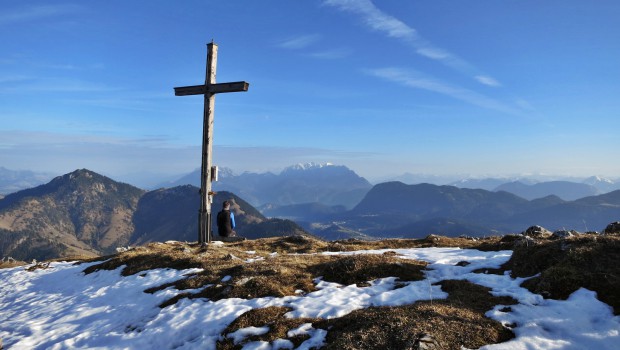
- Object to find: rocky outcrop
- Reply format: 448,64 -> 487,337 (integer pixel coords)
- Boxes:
522,225 -> 552,238
603,222 -> 620,235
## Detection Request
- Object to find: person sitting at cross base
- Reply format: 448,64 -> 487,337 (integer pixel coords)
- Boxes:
217,200 -> 237,237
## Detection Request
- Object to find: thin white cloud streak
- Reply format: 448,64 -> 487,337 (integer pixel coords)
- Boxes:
37,62 -> 105,71
366,67 -> 522,116
476,75 -> 502,87
278,34 -> 321,49
323,0 -> 417,39
279,35 -> 352,60
307,48 -> 353,59
323,0 -> 500,87
0,4 -> 82,25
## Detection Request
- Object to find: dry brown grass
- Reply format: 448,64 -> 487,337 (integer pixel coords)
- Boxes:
310,253 -> 426,287
225,234 -> 508,255
213,280 -> 516,350
73,234 -> 620,348
0,259 -> 26,269
316,280 -> 516,350
137,249 -> 427,308
216,307 -> 321,349
323,235 -> 508,252
503,234 -> 620,314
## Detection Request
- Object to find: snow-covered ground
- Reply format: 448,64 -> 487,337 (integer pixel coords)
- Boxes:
1,247 -> 618,349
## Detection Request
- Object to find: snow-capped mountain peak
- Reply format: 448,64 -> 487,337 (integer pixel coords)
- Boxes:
284,162 -> 334,172
583,176 -> 614,185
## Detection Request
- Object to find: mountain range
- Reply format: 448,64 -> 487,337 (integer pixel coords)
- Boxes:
163,163 -> 372,209
3,164 -> 618,206
493,181 -> 599,201
318,182 -> 620,238
2,166 -> 620,261
0,169 -> 308,261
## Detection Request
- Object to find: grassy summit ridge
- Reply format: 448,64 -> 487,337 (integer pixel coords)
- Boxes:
66,234 -> 619,349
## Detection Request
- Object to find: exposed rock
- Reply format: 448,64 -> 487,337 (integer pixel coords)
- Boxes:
522,225 -> 552,238
224,253 -> 241,261
551,230 -> 574,239
425,234 -> 440,242
413,333 -> 439,350
459,234 -> 478,240
514,235 -> 536,247
456,261 -> 471,267
603,222 -> 620,235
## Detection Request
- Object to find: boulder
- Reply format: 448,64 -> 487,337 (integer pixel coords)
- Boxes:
413,333 -> 439,350
551,230 -> 574,239
522,225 -> 552,238
514,235 -> 536,247
603,221 -> 620,235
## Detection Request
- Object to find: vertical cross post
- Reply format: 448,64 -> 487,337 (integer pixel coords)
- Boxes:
174,42 -> 249,245
198,42 -> 215,245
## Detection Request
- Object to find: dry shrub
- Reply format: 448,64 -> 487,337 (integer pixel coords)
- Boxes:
216,307 -> 320,349
316,280 -> 515,350
311,253 -> 427,286
504,235 -> 620,314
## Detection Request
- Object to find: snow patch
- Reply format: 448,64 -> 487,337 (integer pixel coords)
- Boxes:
1,248 -> 619,349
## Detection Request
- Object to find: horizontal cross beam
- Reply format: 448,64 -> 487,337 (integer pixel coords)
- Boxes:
174,81 -> 249,96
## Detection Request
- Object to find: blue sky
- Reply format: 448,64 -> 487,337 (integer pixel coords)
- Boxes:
1,1 -> 619,185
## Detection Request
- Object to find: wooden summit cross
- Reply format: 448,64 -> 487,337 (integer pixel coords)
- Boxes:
174,42 -> 249,245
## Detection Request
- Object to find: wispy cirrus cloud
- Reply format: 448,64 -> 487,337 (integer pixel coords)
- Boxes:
278,34 -> 352,60
366,67 -> 521,116
475,75 -> 502,87
277,34 -> 322,49
323,0 -> 500,87
308,47 -> 353,59
323,0 -> 416,39
39,62 -> 105,71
